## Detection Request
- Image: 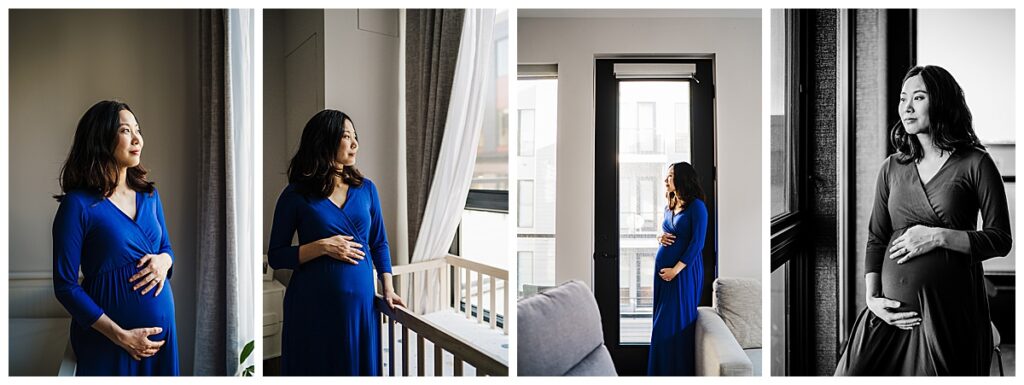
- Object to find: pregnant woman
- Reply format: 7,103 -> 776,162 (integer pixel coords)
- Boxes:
52,100 -> 178,375
268,109 -> 405,375
648,161 -> 708,376
835,65 -> 1012,375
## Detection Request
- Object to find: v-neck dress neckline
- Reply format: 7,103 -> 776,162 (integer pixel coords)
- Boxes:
915,152 -> 955,188
329,184 -> 354,212
105,190 -> 141,223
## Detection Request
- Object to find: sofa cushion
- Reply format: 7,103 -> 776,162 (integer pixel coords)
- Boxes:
712,278 -> 762,349
517,280 -> 614,376
564,345 -> 618,376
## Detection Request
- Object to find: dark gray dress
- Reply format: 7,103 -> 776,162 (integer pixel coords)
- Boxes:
835,147 -> 1012,376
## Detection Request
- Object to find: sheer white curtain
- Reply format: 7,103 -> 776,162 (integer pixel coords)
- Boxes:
410,9 -> 496,314
228,8 -> 255,374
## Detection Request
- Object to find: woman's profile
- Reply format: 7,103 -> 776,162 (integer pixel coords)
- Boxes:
835,65 -> 1012,375
268,109 -> 405,375
52,100 -> 179,375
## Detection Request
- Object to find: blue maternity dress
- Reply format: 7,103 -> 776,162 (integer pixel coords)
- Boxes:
648,198 -> 707,376
52,189 -> 179,376
268,179 -> 393,376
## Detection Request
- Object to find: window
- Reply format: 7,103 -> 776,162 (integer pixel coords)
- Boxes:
516,66 -> 557,297
674,102 -> 689,155
518,109 -> 535,156
617,80 -> 692,343
460,9 -> 509,268
770,9 -> 799,220
518,180 -> 535,227
455,9 -> 511,328
769,9 -> 813,376
637,102 -> 656,153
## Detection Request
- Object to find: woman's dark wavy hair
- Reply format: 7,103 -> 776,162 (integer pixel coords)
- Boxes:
288,109 -> 364,197
891,65 -> 985,164
55,100 -> 154,201
667,162 -> 705,211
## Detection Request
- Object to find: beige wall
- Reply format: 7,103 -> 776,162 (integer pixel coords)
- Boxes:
518,13 -> 763,286
323,9 -> 401,262
9,9 -> 200,375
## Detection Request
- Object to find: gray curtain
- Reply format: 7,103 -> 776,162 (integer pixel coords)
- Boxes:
194,9 -> 238,376
405,9 -> 464,255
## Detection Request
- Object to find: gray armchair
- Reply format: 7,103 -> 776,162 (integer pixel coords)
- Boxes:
695,277 -> 762,376
518,280 -> 617,376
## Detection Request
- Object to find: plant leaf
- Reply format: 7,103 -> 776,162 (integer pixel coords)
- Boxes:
240,340 -> 255,364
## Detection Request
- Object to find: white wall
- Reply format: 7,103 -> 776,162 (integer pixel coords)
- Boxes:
9,9 -> 200,374
918,9 -> 1015,144
518,14 -> 763,287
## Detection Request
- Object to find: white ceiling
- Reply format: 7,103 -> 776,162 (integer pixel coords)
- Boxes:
517,9 -> 761,19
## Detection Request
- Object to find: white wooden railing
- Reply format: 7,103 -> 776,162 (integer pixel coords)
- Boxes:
376,254 -> 508,376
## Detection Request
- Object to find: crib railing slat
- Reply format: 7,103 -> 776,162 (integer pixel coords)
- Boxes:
454,266 -> 461,315
401,324 -> 410,376
503,277 -> 508,335
489,276 -> 496,329
434,344 -> 442,376
388,317 -> 395,377
477,271 -> 484,324
417,334 -> 425,376
464,267 -> 471,320
453,357 -> 463,376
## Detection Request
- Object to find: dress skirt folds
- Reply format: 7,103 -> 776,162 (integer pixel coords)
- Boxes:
52,189 -> 179,376
648,199 -> 707,376
268,179 -> 393,376
836,149 -> 1011,376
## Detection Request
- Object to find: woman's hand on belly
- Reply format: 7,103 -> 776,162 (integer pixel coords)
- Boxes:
867,295 -> 921,330
91,313 -> 166,361
657,232 -> 676,247
130,253 -> 172,296
657,261 -> 686,282
889,225 -> 944,264
316,235 -> 365,265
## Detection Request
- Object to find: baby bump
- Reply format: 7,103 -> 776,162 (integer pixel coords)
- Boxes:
655,243 -> 684,270
291,257 -> 376,301
85,262 -> 175,341
880,232 -> 968,312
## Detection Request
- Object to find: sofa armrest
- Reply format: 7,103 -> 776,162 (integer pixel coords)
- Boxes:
695,307 -> 752,376
58,339 -> 76,376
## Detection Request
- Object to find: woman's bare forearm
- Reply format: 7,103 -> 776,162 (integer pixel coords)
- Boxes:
91,313 -> 126,345
380,272 -> 395,293
865,272 -> 882,300
934,228 -> 971,254
296,241 -> 323,264
672,261 -> 686,273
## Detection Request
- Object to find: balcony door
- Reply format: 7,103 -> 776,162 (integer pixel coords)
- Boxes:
593,58 -> 717,375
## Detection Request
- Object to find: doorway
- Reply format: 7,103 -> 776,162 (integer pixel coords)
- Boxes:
593,57 -> 717,374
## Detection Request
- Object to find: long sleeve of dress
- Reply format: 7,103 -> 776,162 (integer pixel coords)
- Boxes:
268,188 -> 301,270
52,197 -> 104,327
679,200 -> 708,266
154,190 -> 175,278
368,182 -> 392,280
865,158 -> 894,275
965,152 -> 1012,263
